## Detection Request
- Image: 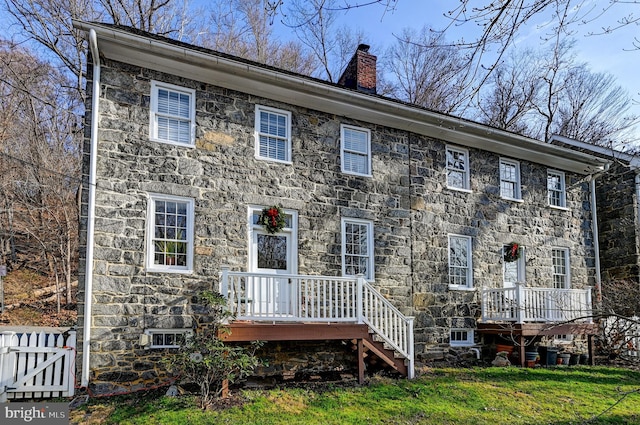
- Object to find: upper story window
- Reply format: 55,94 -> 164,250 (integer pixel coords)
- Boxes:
448,234 -> 473,289
255,105 -> 292,163
149,81 -> 195,146
341,125 -> 372,176
446,146 -> 470,191
547,170 -> 567,208
342,218 -> 374,281
500,158 -> 521,200
146,194 -> 194,273
552,247 -> 570,289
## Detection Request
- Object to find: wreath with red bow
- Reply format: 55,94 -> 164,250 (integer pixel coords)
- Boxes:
258,205 -> 286,234
504,242 -> 521,263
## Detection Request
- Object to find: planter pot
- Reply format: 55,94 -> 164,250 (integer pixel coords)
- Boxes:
525,351 -> 539,362
558,353 -> 571,365
569,353 -> 580,366
541,347 -> 558,366
496,344 -> 514,354
579,354 -> 589,365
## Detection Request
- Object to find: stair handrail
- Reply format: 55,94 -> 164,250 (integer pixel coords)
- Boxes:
358,277 -> 415,379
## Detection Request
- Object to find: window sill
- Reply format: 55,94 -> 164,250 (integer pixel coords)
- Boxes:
146,267 -> 194,274
501,197 -> 524,203
447,186 -> 472,194
149,137 -> 196,148
448,286 -> 475,291
255,155 -> 293,165
342,170 -> 372,178
549,205 -> 570,211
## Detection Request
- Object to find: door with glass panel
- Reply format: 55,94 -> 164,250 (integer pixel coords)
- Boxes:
248,208 -> 297,316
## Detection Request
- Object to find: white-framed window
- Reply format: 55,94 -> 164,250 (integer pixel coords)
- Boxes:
149,80 -> 195,145
450,328 -> 475,347
448,234 -> 473,289
547,170 -> 567,208
342,218 -> 374,281
499,158 -> 521,200
144,329 -> 192,349
255,105 -> 292,163
446,146 -> 470,191
552,247 -> 570,289
503,245 -> 526,287
146,194 -> 194,273
341,125 -> 372,176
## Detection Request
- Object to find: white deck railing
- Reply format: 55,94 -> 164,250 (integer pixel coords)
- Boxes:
219,267 -> 414,378
481,284 -> 593,324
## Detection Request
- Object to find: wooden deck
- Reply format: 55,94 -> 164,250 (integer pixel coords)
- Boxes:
220,321 -> 408,383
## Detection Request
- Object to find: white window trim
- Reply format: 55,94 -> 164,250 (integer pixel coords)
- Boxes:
143,328 -> 193,349
247,205 -> 298,274
448,234 -> 473,290
146,193 -> 195,273
547,169 -> 569,210
341,124 -> 372,177
450,328 -> 475,347
254,104 -> 292,164
446,145 -> 471,191
341,218 -> 375,281
499,158 -> 522,201
503,245 -> 526,286
149,80 -> 196,146
552,247 -> 571,289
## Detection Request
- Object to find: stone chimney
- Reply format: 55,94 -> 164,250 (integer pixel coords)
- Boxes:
338,44 -> 377,94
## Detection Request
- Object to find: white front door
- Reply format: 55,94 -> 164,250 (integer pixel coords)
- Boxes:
248,207 -> 298,315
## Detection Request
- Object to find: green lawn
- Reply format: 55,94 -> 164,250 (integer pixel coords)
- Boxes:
70,367 -> 640,425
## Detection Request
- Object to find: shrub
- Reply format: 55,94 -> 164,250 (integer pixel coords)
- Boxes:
163,290 -> 262,408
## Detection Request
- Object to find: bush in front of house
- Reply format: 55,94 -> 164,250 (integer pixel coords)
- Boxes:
163,290 -> 263,408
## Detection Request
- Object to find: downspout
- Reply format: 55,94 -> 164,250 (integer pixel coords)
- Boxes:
590,176 -> 602,307
82,28 -> 100,387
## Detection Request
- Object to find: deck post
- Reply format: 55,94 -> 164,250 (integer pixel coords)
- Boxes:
516,282 -> 525,324
407,316 -> 415,379
357,339 -> 364,384
220,266 -> 230,298
356,275 -> 364,324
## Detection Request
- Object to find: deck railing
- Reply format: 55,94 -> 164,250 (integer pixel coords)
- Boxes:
219,267 -> 414,378
481,284 -> 593,324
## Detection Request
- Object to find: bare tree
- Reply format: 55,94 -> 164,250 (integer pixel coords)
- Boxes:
200,0 -> 317,75
0,41 -> 81,306
382,26 -> 471,114
475,36 -> 637,147
284,0 -> 365,82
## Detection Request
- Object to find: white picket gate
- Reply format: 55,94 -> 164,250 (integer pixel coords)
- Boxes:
0,330 -> 76,402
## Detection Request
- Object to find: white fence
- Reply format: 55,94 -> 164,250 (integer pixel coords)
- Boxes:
481,285 -> 593,324
0,330 -> 76,401
220,268 -> 414,378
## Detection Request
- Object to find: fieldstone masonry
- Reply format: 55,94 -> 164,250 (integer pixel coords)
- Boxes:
79,57 -> 597,393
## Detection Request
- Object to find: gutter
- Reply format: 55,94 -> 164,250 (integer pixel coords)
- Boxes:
590,164 -> 609,307
81,28 -> 100,388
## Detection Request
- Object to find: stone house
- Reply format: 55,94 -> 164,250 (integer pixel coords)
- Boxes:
551,135 -> 640,283
74,21 -> 609,394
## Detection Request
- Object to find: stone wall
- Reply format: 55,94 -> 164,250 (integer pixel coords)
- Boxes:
595,161 -> 640,281
79,58 -> 597,391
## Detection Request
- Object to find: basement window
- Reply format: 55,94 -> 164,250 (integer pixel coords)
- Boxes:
450,329 -> 474,347
144,329 -> 192,349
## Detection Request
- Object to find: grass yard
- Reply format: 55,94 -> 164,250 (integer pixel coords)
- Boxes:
70,367 -> 640,425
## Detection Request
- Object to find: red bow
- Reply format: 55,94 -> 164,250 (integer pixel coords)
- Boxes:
267,208 -> 279,227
